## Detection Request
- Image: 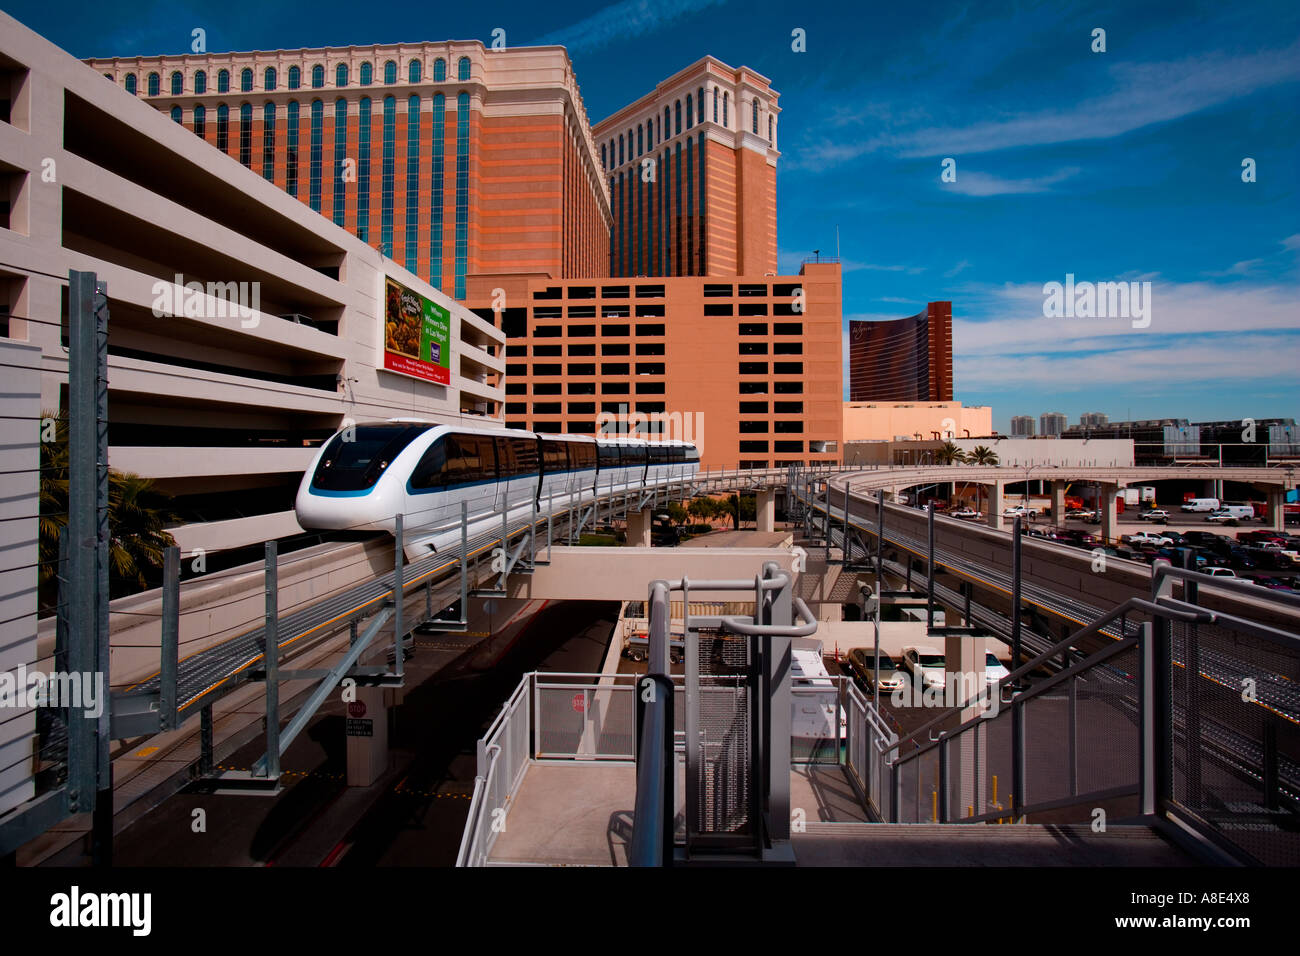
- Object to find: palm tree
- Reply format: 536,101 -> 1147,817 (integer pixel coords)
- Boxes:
107,472 -> 177,589
39,410 -> 177,611
934,441 -> 968,465
959,446 -> 999,516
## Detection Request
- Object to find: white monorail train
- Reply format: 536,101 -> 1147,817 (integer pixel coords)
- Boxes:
295,420 -> 700,559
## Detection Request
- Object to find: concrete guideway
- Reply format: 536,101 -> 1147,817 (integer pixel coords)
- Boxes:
821,471 -> 1300,636
828,462 -> 1297,536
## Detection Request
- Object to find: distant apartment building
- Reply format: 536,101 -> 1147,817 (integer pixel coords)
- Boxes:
1079,411 -> 1109,428
496,265 -> 842,469
5,13 -> 504,557
1009,415 -> 1036,437
1039,411 -> 1067,437
594,57 -> 779,278
848,302 -> 953,403
87,42 -> 612,299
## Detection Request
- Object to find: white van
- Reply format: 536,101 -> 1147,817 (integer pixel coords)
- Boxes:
1182,498 -> 1220,512
1205,505 -> 1255,525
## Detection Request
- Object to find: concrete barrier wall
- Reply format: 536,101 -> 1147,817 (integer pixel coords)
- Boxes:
506,546 -> 798,602
843,491 -> 1299,631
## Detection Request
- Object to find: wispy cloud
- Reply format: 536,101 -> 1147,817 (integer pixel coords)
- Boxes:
940,166 -> 1079,197
950,276 -> 1299,394
842,259 -> 926,275
944,260 -> 972,278
790,39 -> 1300,171
536,0 -> 728,54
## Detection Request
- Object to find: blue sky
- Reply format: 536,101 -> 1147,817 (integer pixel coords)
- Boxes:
8,0 -> 1298,431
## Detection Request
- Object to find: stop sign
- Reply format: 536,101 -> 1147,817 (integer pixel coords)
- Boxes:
572,692 -> 585,713
348,701 -> 367,718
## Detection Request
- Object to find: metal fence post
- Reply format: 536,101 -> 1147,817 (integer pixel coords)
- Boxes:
159,546 -> 179,731
459,503 -> 469,622
265,541 -> 282,780
843,481 -> 852,564
1011,697 -> 1025,822
1139,621 -> 1157,817
394,513 -> 405,679
199,705 -> 214,777
938,736 -> 950,823
1011,515 -> 1023,680
927,505 -> 936,628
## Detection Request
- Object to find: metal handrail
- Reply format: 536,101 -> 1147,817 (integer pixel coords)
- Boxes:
886,596 -> 1212,758
720,597 -> 817,637
455,742 -> 500,867
629,673 -> 673,867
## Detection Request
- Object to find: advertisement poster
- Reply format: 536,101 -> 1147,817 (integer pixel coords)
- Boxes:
382,277 -> 451,385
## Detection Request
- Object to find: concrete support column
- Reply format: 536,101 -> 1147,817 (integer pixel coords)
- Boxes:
346,684 -> 389,787
986,482 -> 1004,530
1267,489 -> 1286,531
1099,483 -> 1119,544
627,509 -> 652,548
944,632 -> 986,820
1051,481 -> 1067,524
756,488 -> 776,533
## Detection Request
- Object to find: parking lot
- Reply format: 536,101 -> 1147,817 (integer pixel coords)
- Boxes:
940,506 -> 1299,590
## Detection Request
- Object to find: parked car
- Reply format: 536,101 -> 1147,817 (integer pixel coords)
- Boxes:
1129,531 -> 1173,547
1239,531 -> 1287,546
1065,509 -> 1096,520
1139,509 -> 1170,524
846,648 -> 905,693
1003,505 -> 1033,518
1206,506 -> 1256,526
1181,498 -> 1221,512
950,507 -> 979,519
1244,547 -> 1294,571
1202,566 -> 1239,579
1226,548 -> 1259,571
1181,530 -> 1229,546
984,651 -> 1010,685
1153,547 -> 1209,569
901,645 -> 947,692
1250,576 -> 1298,593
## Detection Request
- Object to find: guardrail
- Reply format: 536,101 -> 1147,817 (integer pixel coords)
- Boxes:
854,561 -> 1300,865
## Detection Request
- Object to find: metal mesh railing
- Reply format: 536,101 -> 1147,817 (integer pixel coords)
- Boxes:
1167,616 -> 1300,866
456,673 -> 530,867
844,681 -> 896,820
534,675 -> 637,760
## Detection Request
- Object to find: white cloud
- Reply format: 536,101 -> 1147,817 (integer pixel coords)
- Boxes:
790,39 -> 1300,170
536,0 -> 727,54
941,167 -> 1079,197
954,279 -> 1300,359
957,334 -> 1299,391
944,260 -> 972,278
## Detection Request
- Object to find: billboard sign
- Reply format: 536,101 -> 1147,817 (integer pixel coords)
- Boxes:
383,277 -> 451,385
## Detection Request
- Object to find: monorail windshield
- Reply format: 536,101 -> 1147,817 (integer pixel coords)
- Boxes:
311,423 -> 430,492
